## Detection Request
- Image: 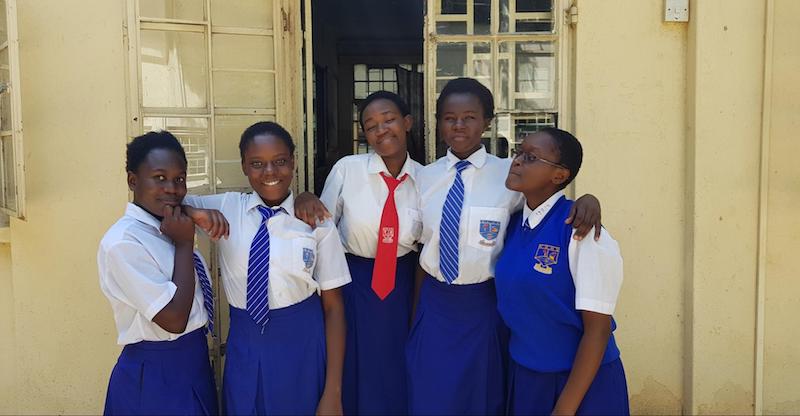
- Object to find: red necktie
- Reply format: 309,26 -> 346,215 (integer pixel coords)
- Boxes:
372,172 -> 408,300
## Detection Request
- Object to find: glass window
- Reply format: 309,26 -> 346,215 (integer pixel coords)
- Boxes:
0,0 -> 23,217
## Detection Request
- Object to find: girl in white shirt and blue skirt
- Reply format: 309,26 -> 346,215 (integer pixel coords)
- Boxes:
406,78 -> 603,415
98,131 -> 218,415
184,122 -> 351,415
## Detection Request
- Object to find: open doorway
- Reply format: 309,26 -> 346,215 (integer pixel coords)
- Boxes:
310,0 -> 425,193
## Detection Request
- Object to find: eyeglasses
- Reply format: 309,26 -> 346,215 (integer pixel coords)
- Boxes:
512,150 -> 567,169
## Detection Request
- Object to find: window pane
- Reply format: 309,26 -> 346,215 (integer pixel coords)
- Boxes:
474,0 -> 491,35
212,34 -> 274,70
141,30 -> 208,109
0,69 -> 10,132
441,0 -> 467,14
1,135 -> 15,211
497,41 -> 556,111
516,0 -> 552,12
436,21 -> 467,35
383,69 -> 396,81
354,64 -> 367,81
214,114 -> 273,160
0,0 -> 7,45
143,117 -> 210,192
436,42 -> 466,80
213,72 -> 275,109
354,82 -> 367,99
139,0 -> 205,21
499,0 -> 554,33
211,0 -> 273,29
368,68 -> 382,81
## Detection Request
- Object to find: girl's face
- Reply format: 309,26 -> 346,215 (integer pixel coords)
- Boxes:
128,148 -> 187,217
438,92 -> 491,159
362,98 -> 412,160
241,133 -> 294,206
505,132 -> 569,195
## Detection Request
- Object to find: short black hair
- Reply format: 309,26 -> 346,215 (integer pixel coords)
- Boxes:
435,77 -> 494,121
239,121 -> 296,159
541,127 -> 583,190
126,130 -> 187,173
358,90 -> 410,130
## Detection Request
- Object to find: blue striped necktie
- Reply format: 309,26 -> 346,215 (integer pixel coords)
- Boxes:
191,252 -> 215,332
439,160 -> 472,284
247,205 -> 280,326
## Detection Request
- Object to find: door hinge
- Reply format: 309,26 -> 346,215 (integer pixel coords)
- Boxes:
566,3 -> 578,26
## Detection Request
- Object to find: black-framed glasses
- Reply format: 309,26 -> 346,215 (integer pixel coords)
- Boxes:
512,149 -> 568,169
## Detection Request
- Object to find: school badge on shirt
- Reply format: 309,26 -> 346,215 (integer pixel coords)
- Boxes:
479,220 -> 501,246
381,227 -> 395,244
303,248 -> 315,273
533,244 -> 560,275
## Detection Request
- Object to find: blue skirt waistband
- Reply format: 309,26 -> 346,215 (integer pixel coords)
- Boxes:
123,327 -> 207,352
420,274 -> 497,318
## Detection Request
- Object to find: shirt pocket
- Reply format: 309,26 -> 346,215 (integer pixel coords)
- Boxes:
292,237 -> 317,277
406,208 -> 423,241
466,206 -> 509,251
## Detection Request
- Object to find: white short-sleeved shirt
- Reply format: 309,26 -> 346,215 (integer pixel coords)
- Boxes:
98,203 -> 211,345
523,191 -> 624,315
418,146 -> 524,284
320,152 -> 423,258
184,192 -> 351,310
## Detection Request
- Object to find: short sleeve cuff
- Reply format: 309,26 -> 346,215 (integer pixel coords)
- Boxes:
576,297 -> 616,315
318,275 -> 352,291
143,281 -> 178,321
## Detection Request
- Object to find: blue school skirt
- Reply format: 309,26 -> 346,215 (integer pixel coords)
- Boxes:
223,294 -> 326,416
342,252 -> 415,415
104,328 -> 218,416
507,357 -> 629,415
406,275 -> 508,415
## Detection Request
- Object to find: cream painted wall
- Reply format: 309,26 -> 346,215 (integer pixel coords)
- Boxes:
572,1 -> 686,413
0,244 -> 16,413
685,1 -> 763,413
763,0 -> 800,414
7,0 -> 130,413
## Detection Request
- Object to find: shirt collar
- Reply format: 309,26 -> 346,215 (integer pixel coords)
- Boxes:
446,145 -> 487,171
522,190 -> 565,229
245,191 -> 295,217
125,203 -> 163,231
367,151 -> 417,181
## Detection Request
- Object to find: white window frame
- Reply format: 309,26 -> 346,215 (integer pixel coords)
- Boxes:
0,0 -> 25,220
423,0 -> 574,162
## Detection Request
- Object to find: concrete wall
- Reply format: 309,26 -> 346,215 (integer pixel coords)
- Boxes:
572,1 -> 686,413
6,0 -> 129,413
763,0 -> 800,414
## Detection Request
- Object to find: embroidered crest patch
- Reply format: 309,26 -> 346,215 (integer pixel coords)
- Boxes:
302,247 -> 315,272
381,226 -> 395,244
533,244 -> 560,275
479,220 -> 501,246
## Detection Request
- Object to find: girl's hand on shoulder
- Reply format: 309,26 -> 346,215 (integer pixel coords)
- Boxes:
566,194 -> 602,241
316,391 -> 343,416
160,205 -> 195,247
183,205 -> 229,240
295,191 -> 331,229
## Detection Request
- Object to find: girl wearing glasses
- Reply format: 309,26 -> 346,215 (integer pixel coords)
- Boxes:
496,128 -> 629,415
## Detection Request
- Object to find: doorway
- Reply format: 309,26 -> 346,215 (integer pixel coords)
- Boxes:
309,0 -> 425,193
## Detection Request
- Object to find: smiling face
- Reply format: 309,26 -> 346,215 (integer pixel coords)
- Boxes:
361,98 -> 412,159
438,92 -> 491,159
128,148 -> 188,217
241,133 -> 295,206
505,131 -> 569,198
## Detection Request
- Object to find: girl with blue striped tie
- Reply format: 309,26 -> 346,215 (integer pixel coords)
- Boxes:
98,131 -> 220,415
183,122 -> 351,415
406,78 -> 602,415
496,129 -> 629,415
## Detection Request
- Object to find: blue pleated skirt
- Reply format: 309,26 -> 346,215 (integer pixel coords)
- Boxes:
222,294 -> 326,416
406,275 -> 508,415
342,252 -> 416,415
507,357 -> 629,415
104,328 -> 218,416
